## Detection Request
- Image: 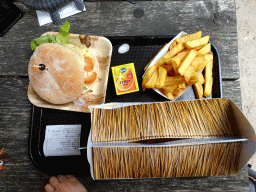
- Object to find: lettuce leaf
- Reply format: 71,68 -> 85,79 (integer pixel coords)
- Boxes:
85,84 -> 91,90
31,34 -> 56,50
30,20 -> 70,50
56,20 -> 70,44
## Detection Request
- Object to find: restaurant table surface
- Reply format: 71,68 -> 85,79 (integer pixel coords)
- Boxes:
0,0 -> 249,191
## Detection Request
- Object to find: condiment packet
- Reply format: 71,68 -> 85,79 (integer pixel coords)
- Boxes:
111,63 -> 139,95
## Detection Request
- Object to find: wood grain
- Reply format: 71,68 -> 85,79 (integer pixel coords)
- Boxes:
0,77 -> 248,191
223,80 -> 242,109
0,0 -> 246,191
1,0 -> 239,79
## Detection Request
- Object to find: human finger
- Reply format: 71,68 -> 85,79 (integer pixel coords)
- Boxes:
44,183 -> 55,192
57,175 -> 68,183
49,176 -> 60,189
65,175 -> 80,183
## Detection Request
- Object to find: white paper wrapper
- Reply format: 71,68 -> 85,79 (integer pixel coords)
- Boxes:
143,31 -> 201,101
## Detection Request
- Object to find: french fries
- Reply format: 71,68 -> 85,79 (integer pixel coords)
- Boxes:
178,49 -> 197,76
204,58 -> 213,97
168,41 -> 177,51
161,64 -> 173,72
196,53 -> 213,72
145,70 -> 158,89
164,76 -> 185,86
173,87 -> 183,96
187,72 -> 199,86
175,31 -> 202,44
198,43 -> 211,56
178,82 -> 186,89
163,90 -> 175,100
162,85 -> 177,93
168,50 -> 189,74
193,82 -> 204,99
198,73 -> 205,84
185,35 -> 210,49
163,43 -> 185,62
142,65 -> 158,91
184,56 -> 205,83
155,67 -> 167,88
142,31 -> 214,100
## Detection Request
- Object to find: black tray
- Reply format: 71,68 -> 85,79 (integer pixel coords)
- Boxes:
28,35 -> 222,175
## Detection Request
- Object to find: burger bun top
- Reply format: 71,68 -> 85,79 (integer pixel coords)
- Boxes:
28,43 -> 86,104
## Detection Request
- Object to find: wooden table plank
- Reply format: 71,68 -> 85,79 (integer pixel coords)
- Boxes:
0,77 -> 248,191
0,0 -> 239,79
0,0 -> 244,190
223,80 -> 242,109
79,166 -> 249,192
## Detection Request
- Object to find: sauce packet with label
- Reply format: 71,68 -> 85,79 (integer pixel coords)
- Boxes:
111,63 -> 139,95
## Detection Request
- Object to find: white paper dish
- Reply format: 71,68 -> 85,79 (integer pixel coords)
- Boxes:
143,31 -> 205,101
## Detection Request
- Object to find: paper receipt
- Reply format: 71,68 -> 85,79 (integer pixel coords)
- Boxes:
43,125 -> 81,156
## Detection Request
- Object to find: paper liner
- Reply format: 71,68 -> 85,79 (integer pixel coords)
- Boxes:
27,32 -> 113,113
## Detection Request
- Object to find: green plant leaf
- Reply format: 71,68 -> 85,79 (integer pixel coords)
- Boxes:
56,20 -> 70,44
30,20 -> 71,50
30,34 -> 56,50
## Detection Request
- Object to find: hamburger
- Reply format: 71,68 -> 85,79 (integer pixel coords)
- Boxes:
28,42 -> 98,104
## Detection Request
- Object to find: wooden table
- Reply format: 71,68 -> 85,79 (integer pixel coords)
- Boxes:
0,0 -> 248,191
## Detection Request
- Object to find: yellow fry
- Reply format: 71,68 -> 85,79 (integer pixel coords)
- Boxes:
163,90 -> 175,100
173,87 -> 183,96
198,43 -> 211,56
191,55 -> 205,67
184,66 -> 195,83
193,82 -> 203,99
153,57 -> 165,68
142,66 -> 157,91
164,76 -> 185,86
168,41 -> 177,51
185,35 -> 210,49
167,68 -> 176,76
168,50 -> 189,74
161,64 -> 173,71
163,43 -> 185,62
175,31 -> 202,44
194,45 -> 206,51
178,49 -> 198,76
199,73 -> 205,84
184,56 -> 205,83
204,59 -> 213,97
196,53 -> 213,72
162,85 -> 177,93
155,66 -> 167,88
178,82 -> 186,89
145,70 -> 158,89
187,72 -> 199,86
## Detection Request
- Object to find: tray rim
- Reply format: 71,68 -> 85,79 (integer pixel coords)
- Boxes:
28,34 -> 223,174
